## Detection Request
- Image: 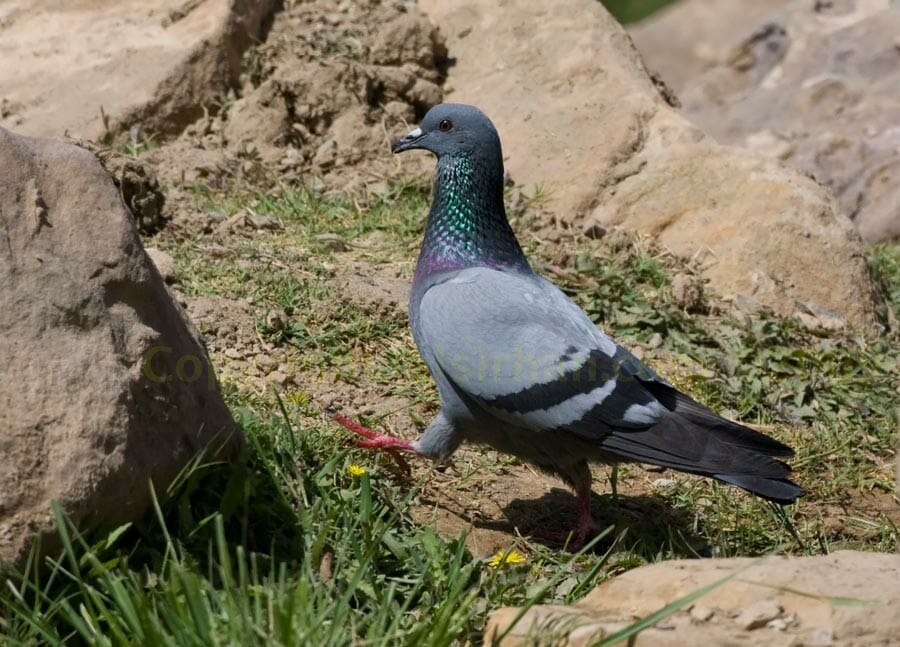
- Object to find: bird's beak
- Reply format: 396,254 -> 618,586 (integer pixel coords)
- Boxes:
391,126 -> 425,154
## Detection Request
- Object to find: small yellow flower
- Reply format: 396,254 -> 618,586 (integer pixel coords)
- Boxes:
347,464 -> 367,477
488,549 -> 527,568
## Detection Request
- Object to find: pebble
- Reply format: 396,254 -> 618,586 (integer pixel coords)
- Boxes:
266,309 -> 288,331
256,355 -> 278,371
806,628 -> 835,645
767,617 -> 788,631
218,212 -> 247,233
247,213 -> 276,229
734,599 -> 782,630
690,605 -> 714,622
315,233 -> 350,252
582,218 -> 607,240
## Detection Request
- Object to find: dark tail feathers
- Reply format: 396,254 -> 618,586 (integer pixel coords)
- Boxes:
715,473 -> 804,504
600,413 -> 805,504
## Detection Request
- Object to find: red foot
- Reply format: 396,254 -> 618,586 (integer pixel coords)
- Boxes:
528,516 -> 599,551
527,478 -> 600,551
331,412 -> 418,473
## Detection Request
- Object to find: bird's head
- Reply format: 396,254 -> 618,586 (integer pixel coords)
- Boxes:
391,103 -> 502,162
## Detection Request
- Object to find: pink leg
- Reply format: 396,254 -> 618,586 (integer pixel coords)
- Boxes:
332,412 -> 423,472
572,476 -> 600,548
527,473 -> 600,551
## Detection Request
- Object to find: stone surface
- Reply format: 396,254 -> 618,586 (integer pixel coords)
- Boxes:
485,551 -> 900,646
418,0 -> 875,326
145,247 -> 177,283
637,0 -> 900,243
0,128 -> 239,569
628,0 -> 789,93
0,0 -> 279,140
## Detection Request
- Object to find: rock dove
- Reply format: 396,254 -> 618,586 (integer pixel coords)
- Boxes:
334,103 -> 804,545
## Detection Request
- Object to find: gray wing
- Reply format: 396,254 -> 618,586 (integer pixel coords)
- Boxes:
418,267 -> 802,504
417,267 -> 669,434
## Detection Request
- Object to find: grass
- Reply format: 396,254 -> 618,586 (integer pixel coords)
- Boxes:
600,0 -> 680,24
1,180 -> 898,644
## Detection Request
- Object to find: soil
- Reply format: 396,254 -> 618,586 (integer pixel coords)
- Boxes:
141,0 -> 446,228
45,0 -> 894,558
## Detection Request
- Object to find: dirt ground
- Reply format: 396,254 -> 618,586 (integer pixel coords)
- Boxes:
167,231 -> 898,559
139,0 -> 444,224
71,0 -> 897,559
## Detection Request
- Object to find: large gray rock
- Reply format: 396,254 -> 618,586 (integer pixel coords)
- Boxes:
637,0 -> 900,243
0,127 -> 239,569
629,0 -> 789,93
0,0 -> 279,140
418,0 -> 875,327
486,551 -> 900,646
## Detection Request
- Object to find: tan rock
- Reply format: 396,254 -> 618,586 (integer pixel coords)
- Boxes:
0,128 -> 239,569
145,247 -> 177,283
672,0 -> 900,243
0,0 -> 279,140
628,0 -> 789,93
418,0 -> 875,327
485,551 -> 900,646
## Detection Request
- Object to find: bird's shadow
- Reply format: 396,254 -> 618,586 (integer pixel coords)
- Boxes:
479,487 -> 711,558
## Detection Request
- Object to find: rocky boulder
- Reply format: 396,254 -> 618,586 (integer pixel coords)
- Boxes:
0,128 -> 239,569
628,0 -> 789,93
418,0 -> 875,328
0,0 -> 279,140
486,551 -> 900,646
636,0 -> 900,243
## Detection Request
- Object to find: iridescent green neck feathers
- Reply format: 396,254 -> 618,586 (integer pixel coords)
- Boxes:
414,153 -> 530,283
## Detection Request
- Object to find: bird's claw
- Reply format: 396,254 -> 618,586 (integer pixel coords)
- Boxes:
331,412 -> 415,474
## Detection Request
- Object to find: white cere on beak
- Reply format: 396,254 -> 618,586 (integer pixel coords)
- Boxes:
406,127 -> 423,138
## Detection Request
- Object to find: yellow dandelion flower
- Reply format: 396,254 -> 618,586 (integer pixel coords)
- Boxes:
488,550 -> 527,568
347,464 -> 367,477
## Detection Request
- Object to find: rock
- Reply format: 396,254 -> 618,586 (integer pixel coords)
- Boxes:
145,247 -> 177,284
218,212 -> 249,233
669,1 -> 900,243
670,274 -> 706,314
795,301 -> 847,333
0,127 -> 239,570
315,233 -> 350,252
628,0 -> 789,93
734,599 -> 783,630
247,213 -> 277,230
265,309 -> 288,332
690,605 -> 714,622
0,0 -> 279,140
266,371 -> 290,387
313,139 -> 338,168
485,551 -> 900,646
418,0 -> 875,327
767,617 -> 789,631
581,219 -> 607,240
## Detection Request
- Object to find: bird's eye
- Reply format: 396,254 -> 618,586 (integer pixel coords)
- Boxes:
438,119 -> 453,132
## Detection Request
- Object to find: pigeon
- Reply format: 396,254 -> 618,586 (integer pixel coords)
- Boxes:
334,103 -> 804,545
